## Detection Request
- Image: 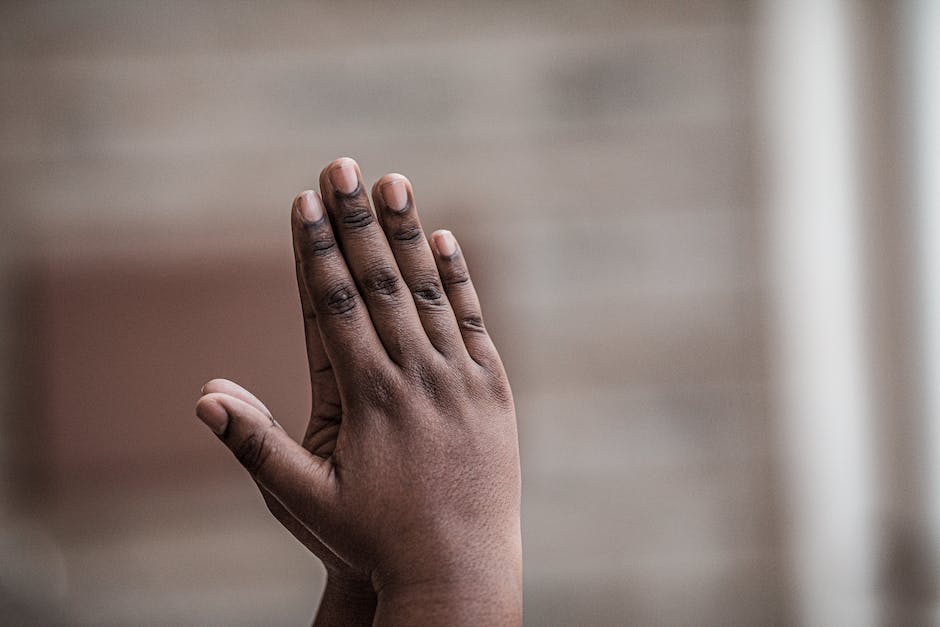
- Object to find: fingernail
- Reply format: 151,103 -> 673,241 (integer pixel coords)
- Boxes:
297,190 -> 324,222
196,401 -> 229,436
435,230 -> 458,258
381,176 -> 409,212
329,158 -> 359,195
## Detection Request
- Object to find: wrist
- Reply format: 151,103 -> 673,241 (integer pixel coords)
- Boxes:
313,570 -> 376,627
373,543 -> 522,626
374,572 -> 522,626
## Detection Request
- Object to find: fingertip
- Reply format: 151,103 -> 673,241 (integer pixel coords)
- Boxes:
325,157 -> 361,196
431,229 -> 458,258
328,156 -> 358,171
292,190 -> 310,208
201,378 -> 232,395
373,172 -> 408,189
375,173 -> 410,213
201,379 -> 274,419
293,189 -> 325,224
195,394 -> 229,436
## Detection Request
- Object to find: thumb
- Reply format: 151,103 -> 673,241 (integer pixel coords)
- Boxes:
195,391 -> 335,526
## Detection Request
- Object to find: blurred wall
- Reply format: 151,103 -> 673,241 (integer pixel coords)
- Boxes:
0,2 -> 778,625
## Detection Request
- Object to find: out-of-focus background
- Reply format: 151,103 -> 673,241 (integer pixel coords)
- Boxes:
0,1 -> 937,625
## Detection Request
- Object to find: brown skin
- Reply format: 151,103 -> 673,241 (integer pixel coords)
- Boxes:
195,158 -> 522,625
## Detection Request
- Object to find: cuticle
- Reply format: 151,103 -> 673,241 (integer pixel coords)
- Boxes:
298,210 -> 327,228
392,199 -> 412,214
333,182 -> 362,198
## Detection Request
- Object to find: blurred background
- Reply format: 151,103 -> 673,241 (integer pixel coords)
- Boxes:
0,1 -> 937,625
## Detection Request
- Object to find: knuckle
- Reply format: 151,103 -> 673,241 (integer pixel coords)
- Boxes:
410,277 -> 446,308
318,282 -> 360,316
441,266 -> 471,288
232,429 -> 272,475
391,222 -> 423,246
458,314 -> 487,333
338,202 -> 375,231
361,265 -> 403,297
299,231 -> 338,258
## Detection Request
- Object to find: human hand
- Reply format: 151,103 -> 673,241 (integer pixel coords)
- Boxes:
195,158 -> 522,625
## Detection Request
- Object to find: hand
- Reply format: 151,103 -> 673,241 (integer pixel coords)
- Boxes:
195,158 -> 522,625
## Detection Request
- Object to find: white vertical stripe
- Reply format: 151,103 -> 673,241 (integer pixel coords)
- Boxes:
907,0 -> 940,602
757,1 -> 877,625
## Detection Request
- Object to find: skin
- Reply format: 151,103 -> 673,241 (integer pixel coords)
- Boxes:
195,158 -> 522,625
